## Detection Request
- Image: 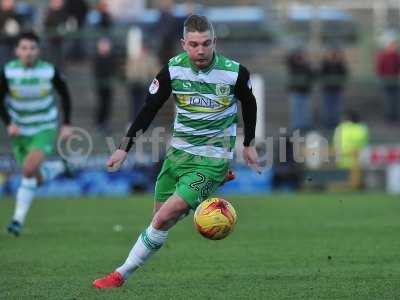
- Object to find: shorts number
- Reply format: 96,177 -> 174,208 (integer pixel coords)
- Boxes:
189,173 -> 206,191
201,180 -> 213,197
190,173 -> 214,198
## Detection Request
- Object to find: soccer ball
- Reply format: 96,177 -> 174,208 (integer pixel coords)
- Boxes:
193,198 -> 237,240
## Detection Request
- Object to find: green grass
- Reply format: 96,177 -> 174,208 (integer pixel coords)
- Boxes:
0,193 -> 400,299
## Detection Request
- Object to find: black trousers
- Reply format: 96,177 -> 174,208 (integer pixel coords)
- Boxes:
95,84 -> 112,127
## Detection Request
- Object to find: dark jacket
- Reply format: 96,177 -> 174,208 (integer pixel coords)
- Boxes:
65,0 -> 88,27
44,8 -> 69,42
93,52 -> 116,87
320,59 -> 348,92
286,54 -> 314,94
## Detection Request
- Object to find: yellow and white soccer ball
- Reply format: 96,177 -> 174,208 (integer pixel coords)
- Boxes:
193,198 -> 237,240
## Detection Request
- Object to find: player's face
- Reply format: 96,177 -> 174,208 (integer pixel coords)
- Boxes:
16,39 -> 40,66
181,31 -> 215,69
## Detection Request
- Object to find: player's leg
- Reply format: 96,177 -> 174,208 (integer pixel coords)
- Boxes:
154,200 -> 190,222
7,149 -> 44,236
93,194 -> 189,289
117,160 -> 184,273
35,129 -> 68,184
7,129 -> 64,236
153,201 -> 163,214
93,150 -> 228,288
38,159 -> 68,184
94,154 -> 184,288
116,194 -> 189,274
108,160 -> 225,284
152,193 -> 190,230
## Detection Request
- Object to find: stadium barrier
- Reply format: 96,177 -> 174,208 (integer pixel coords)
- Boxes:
0,154 -> 273,198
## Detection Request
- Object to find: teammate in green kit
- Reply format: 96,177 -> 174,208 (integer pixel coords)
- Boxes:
93,15 -> 260,288
0,32 -> 72,236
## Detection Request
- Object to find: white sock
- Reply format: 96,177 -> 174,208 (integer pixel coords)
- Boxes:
116,224 -> 168,280
39,160 -> 66,182
13,177 -> 38,224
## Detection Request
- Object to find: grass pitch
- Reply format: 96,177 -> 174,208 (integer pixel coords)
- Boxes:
0,193 -> 399,299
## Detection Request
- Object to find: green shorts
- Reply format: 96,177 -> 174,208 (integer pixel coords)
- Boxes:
11,129 -> 57,165
154,147 -> 229,209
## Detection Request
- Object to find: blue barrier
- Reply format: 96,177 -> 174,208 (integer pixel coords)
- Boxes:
1,166 -> 273,198
219,167 -> 273,195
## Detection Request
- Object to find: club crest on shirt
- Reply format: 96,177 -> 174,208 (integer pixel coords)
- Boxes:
149,78 -> 159,94
215,84 -> 230,96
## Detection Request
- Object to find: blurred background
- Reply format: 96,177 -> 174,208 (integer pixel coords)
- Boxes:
1,0 -> 400,198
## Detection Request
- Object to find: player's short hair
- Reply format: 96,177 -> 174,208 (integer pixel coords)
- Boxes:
16,31 -> 40,46
183,15 -> 214,38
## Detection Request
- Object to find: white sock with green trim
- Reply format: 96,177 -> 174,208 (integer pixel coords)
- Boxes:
116,224 -> 168,280
39,160 -> 66,182
13,177 -> 38,224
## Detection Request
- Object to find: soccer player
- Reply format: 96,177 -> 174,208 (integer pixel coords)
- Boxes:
93,15 -> 260,288
0,31 -> 72,236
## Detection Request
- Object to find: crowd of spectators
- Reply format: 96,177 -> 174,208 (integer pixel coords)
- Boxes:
285,37 -> 400,136
286,47 -> 348,133
0,0 -> 183,133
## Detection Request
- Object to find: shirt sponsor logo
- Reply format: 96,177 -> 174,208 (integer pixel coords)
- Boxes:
188,95 -> 224,109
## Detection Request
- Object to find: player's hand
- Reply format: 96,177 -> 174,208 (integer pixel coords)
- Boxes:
107,149 -> 128,172
243,146 -> 262,174
7,123 -> 19,136
59,125 -> 73,140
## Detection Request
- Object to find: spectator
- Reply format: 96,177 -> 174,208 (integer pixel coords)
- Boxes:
93,37 -> 115,133
125,27 -> 159,121
93,0 -> 113,33
272,135 -> 303,191
334,110 -> 369,170
65,0 -> 89,61
0,0 -> 21,66
286,48 -> 314,132
44,0 -> 69,69
376,39 -> 400,123
65,0 -> 87,28
156,0 -> 179,65
319,47 -> 348,130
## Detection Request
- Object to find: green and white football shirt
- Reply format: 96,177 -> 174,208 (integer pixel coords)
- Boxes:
168,52 -> 240,159
1,59 -> 66,136
123,51 -> 257,160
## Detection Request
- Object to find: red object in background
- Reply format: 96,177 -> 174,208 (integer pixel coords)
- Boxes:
369,147 -> 400,165
386,148 -> 400,163
376,51 -> 400,78
370,149 -> 383,165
